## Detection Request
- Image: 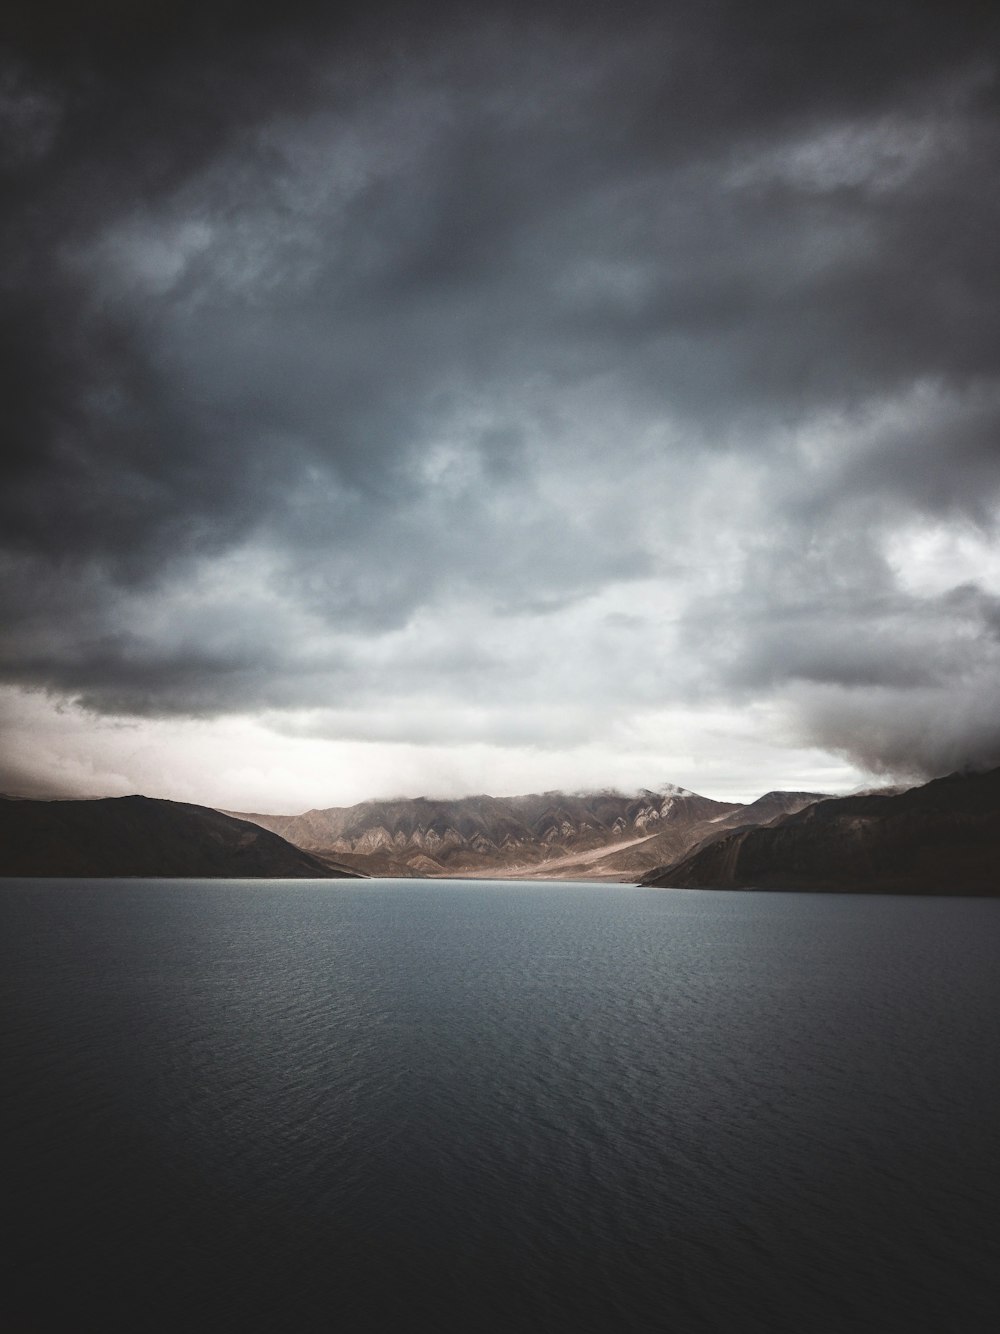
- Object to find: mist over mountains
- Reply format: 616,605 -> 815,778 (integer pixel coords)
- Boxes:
231,785 -> 826,879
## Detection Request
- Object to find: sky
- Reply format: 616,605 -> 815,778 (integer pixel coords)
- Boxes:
2,0 -> 999,812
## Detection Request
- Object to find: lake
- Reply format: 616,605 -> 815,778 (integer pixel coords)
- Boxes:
2,879 -> 998,1331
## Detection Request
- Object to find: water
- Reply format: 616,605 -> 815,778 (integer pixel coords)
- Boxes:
2,879 -> 998,1332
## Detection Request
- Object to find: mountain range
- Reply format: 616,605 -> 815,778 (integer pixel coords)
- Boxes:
4,770 -> 996,892
641,767 -> 1000,894
231,786 -> 826,880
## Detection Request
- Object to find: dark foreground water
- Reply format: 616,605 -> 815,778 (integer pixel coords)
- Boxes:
2,880 -> 998,1333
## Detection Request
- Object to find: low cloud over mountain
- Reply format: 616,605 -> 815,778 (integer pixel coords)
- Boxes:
231,784 -> 825,880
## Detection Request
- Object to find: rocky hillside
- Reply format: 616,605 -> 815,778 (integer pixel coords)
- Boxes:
232,786 -> 825,879
0,795 -> 364,878
640,768 -> 1000,894
708,790 -> 831,832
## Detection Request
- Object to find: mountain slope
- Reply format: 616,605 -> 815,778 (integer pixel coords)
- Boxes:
232,786 -> 739,875
707,790 -> 830,832
572,791 -> 828,880
640,769 -> 1000,894
232,786 -> 826,879
0,795 -> 364,878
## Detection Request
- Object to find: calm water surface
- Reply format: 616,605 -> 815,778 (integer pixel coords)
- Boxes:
2,879 -> 998,1332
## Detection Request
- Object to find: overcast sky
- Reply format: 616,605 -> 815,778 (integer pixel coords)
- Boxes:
2,0 -> 999,811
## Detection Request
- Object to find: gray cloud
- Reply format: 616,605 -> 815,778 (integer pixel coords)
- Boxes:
2,0 -> 1000,795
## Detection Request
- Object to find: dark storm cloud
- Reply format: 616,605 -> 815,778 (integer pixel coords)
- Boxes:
680,448 -> 1000,776
2,0 -> 1000,781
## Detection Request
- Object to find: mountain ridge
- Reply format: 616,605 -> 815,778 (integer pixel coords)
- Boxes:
640,768 -> 1000,894
0,795 -> 365,879
229,785 -> 827,879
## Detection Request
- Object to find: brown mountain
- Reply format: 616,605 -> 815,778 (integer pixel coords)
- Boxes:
708,790 -> 831,832
231,786 -> 825,879
640,768 -> 1000,894
0,795 -> 364,878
